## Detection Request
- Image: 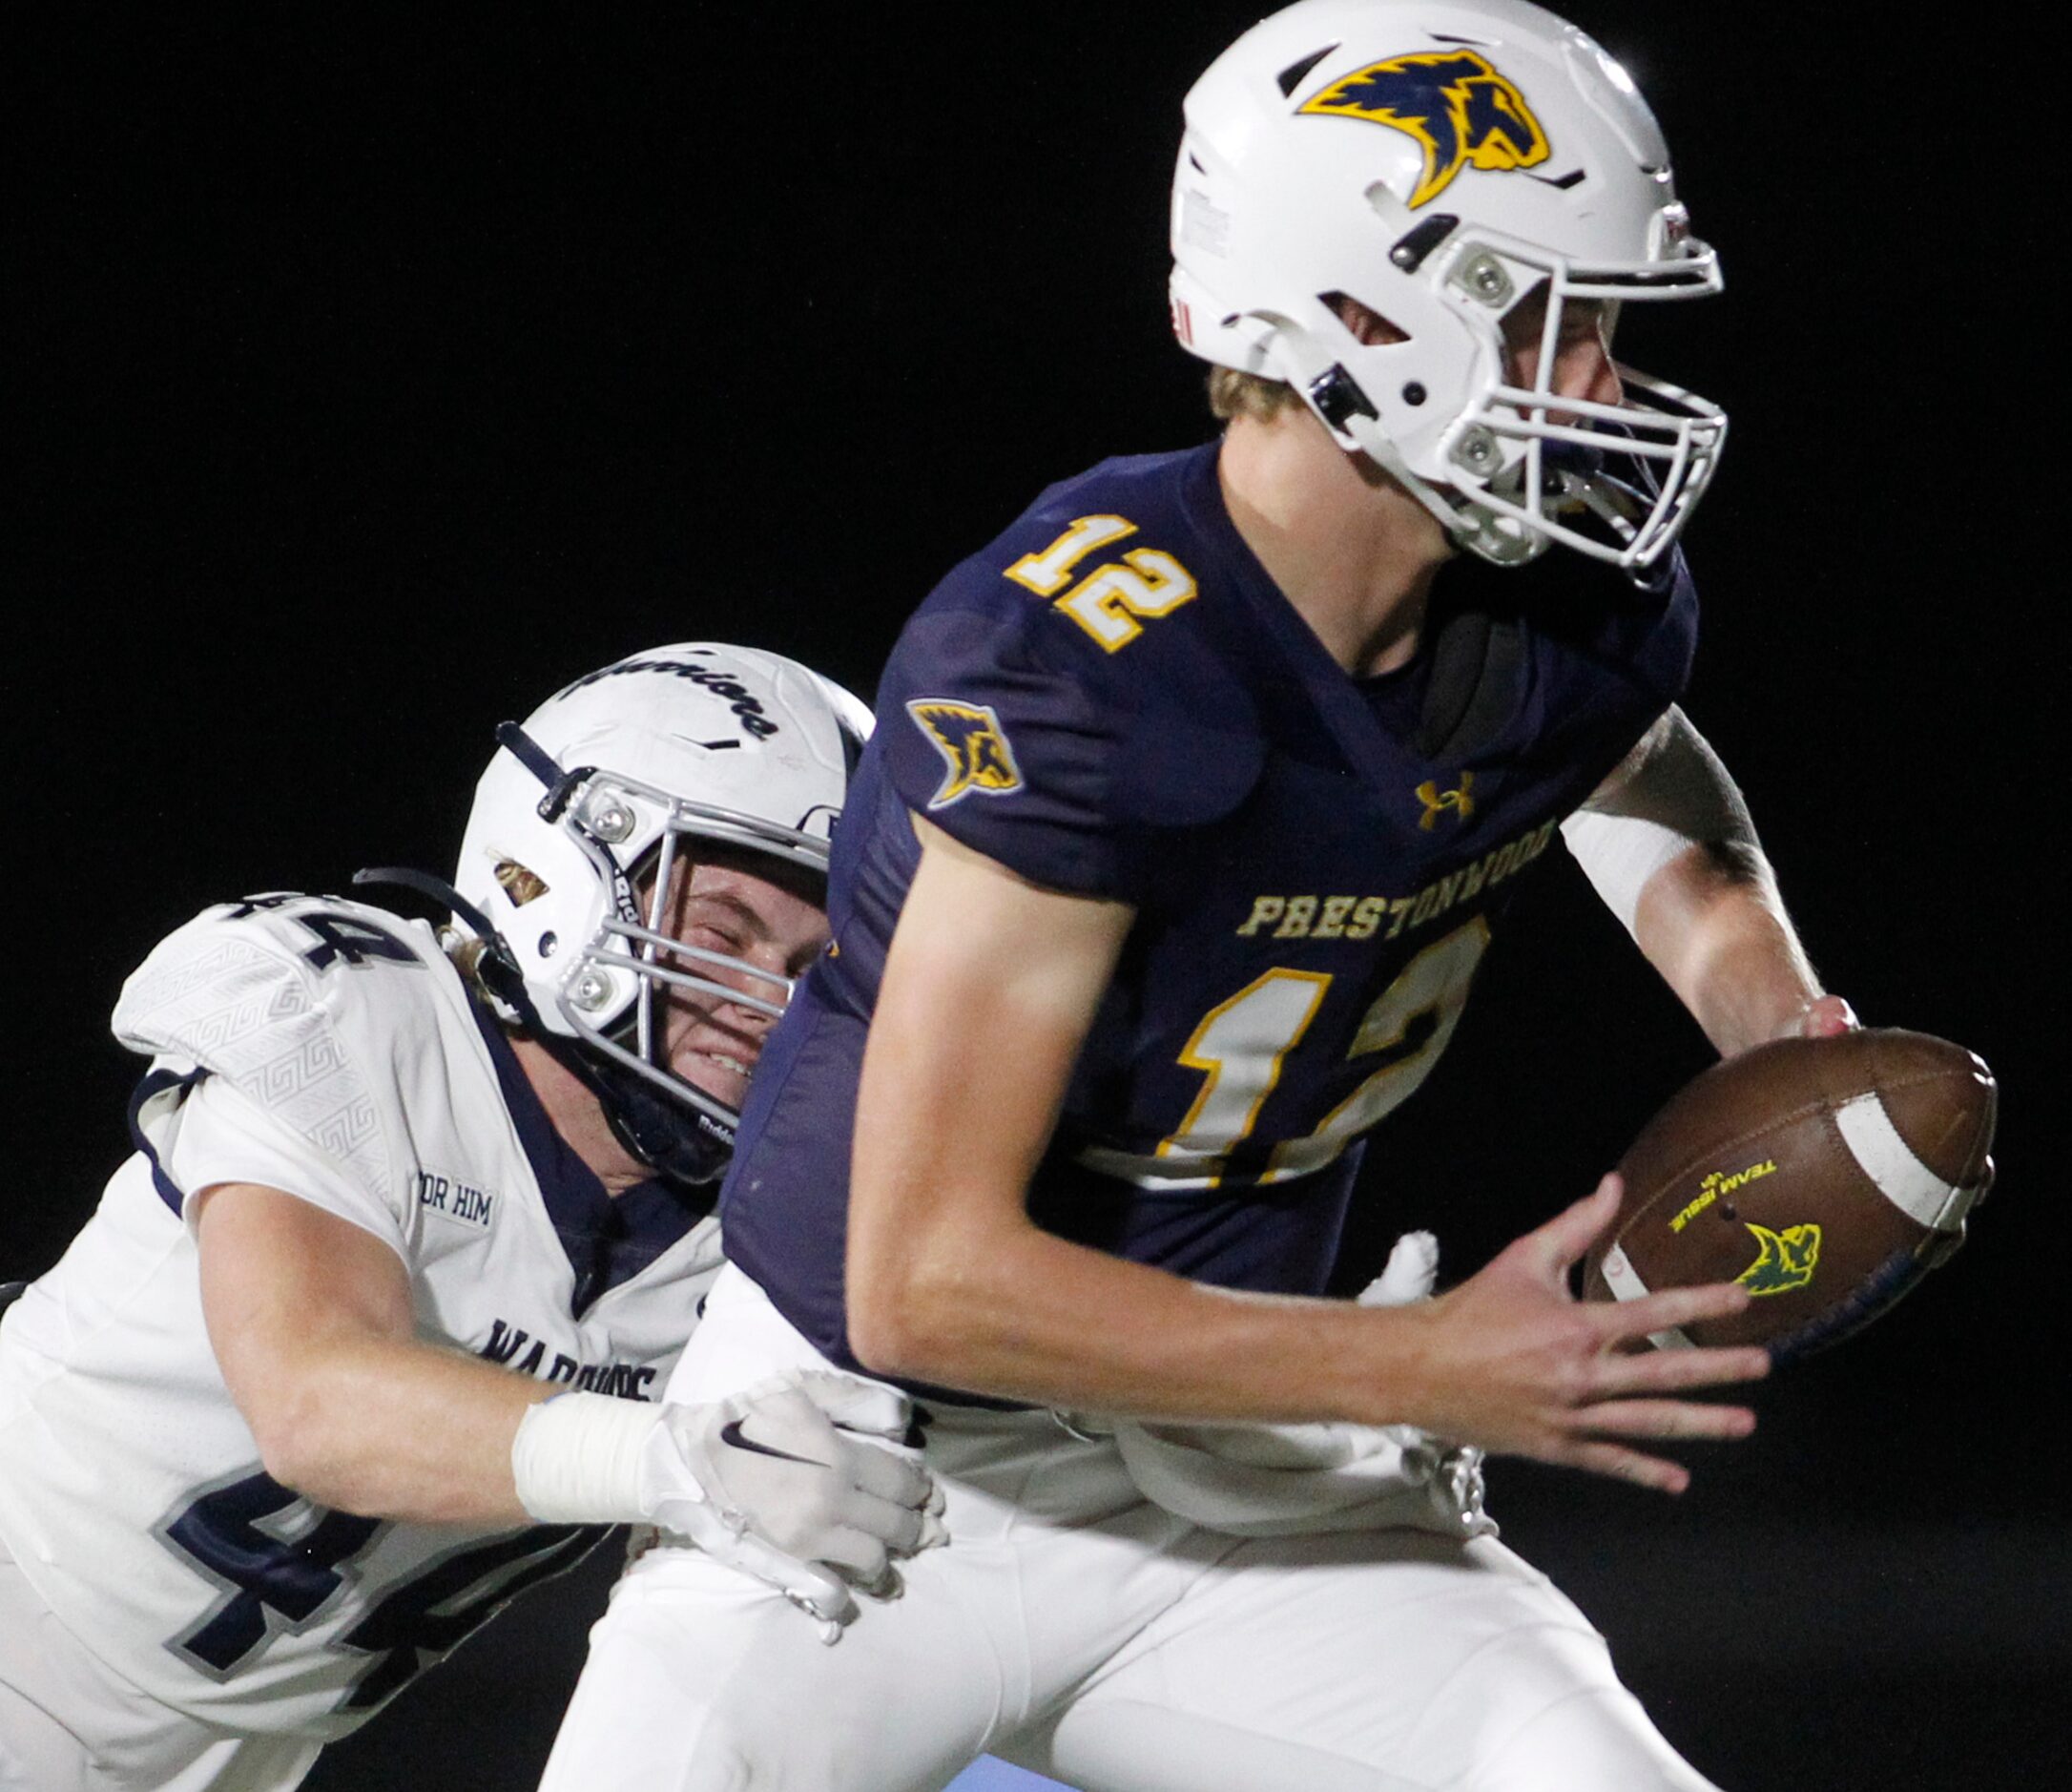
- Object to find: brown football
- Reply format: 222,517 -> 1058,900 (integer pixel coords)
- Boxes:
1582,1029 -> 1997,1361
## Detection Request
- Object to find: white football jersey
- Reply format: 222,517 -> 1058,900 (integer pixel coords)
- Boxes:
0,893 -> 724,1740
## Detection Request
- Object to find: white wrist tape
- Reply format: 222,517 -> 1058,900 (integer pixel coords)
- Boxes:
511,1392 -> 661,1524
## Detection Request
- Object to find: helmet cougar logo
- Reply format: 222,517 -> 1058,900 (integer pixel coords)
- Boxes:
1298,52 -> 1549,208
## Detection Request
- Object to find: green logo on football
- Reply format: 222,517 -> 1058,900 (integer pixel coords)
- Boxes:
1736,1222 -> 1820,1297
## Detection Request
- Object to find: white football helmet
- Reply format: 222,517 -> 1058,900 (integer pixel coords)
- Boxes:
1170,0 -> 1725,571
451,643 -> 871,1182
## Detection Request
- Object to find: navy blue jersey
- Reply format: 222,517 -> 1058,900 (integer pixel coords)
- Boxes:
722,441 -> 1695,1376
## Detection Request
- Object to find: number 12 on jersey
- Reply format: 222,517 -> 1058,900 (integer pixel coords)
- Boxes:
1088,920 -> 1491,1189
1005,513 -> 1199,654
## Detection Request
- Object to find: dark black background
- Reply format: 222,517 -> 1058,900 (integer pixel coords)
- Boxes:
10,5 -> 2060,1788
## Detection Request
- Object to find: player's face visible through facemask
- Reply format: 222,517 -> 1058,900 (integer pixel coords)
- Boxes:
1333,285 -> 1621,464
1499,284 -> 1621,420
644,849 -> 828,1112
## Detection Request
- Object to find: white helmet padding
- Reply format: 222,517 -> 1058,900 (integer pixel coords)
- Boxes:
1170,0 -> 1725,573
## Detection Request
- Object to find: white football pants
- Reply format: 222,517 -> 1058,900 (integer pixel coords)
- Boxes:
0,1536 -> 320,1792
540,1266 -> 1717,1792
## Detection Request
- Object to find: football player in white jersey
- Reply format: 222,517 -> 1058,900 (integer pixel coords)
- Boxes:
0,643 -> 941,1792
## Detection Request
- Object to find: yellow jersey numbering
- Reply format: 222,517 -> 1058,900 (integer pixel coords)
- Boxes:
907,699 -> 1024,809
1005,514 -> 1199,653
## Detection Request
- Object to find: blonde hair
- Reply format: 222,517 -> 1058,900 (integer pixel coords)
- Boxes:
1207,295 -> 1406,424
1208,365 -> 1298,423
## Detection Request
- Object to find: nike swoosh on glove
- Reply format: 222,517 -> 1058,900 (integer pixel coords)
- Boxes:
640,1370 -> 947,1640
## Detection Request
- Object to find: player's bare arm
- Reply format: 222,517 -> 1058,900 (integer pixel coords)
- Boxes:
197,1179 -> 554,1526
849,819 -> 1767,1491
1564,706 -> 1854,1055
194,1116 -> 936,1567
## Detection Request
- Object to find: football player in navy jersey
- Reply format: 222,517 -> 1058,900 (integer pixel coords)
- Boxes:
544,5 -> 1852,1788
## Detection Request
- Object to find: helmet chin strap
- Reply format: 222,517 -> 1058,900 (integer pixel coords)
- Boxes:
1242,320 -> 1460,527
351,867 -> 734,1192
1246,319 -> 1544,568
1337,408 -> 1544,568
593,1071 -> 735,1189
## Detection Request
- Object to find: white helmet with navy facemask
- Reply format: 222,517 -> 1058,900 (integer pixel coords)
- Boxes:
435,644 -> 870,1188
1170,0 -> 1725,573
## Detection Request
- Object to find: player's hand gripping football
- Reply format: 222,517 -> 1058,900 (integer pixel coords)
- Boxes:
1403,1176 -> 1770,1493
641,1372 -> 946,1642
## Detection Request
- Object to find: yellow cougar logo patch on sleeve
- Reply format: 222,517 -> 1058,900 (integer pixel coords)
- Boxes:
906,699 -> 1024,809
1736,1222 -> 1821,1297
1298,52 -> 1550,209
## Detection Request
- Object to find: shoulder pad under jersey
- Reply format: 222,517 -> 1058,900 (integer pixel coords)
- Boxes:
889,454 -> 1269,849
112,893 -> 457,1207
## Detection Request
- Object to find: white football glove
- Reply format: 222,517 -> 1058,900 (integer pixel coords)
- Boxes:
1112,1233 -> 1493,1538
1357,1228 -> 1440,1307
513,1371 -> 944,1643
648,1372 -> 945,1633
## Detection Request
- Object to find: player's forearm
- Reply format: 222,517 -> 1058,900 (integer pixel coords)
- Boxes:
197,1181 -> 558,1524
1566,707 -> 1824,1055
847,985 -> 1412,1422
849,823 -> 1443,1426
1632,839 -> 1823,1056
850,1199 -> 1437,1427
242,1332 -> 550,1525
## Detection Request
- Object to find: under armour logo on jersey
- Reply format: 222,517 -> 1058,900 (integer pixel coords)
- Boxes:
1415,773 -> 1475,830
906,699 -> 1024,809
1298,52 -> 1549,209
1736,1222 -> 1821,1297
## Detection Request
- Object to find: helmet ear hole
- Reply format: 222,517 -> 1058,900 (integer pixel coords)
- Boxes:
494,860 -> 550,906
1321,292 -> 1410,346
